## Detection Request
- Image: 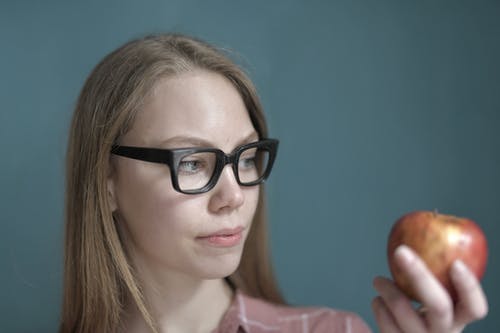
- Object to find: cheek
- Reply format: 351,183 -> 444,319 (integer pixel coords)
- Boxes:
113,161 -> 186,243
113,160 -> 261,274
237,187 -> 260,235
246,187 -> 260,217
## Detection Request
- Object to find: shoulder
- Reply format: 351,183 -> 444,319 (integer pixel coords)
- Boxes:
216,291 -> 372,333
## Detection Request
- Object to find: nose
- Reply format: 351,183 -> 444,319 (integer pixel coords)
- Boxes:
208,164 -> 244,213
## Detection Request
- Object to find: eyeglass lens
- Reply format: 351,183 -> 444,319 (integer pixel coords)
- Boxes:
176,146 -> 270,191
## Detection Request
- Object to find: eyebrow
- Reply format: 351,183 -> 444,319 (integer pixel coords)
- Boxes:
158,132 -> 260,149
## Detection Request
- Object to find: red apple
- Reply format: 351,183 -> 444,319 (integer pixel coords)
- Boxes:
387,210 -> 488,302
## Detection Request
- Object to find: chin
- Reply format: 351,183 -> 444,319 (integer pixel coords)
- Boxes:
196,251 -> 243,279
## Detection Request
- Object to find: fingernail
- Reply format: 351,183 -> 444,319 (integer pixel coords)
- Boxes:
394,245 -> 415,265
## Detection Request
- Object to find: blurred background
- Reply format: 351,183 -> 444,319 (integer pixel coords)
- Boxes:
1,0 -> 498,332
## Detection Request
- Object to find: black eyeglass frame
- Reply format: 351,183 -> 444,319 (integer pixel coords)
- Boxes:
111,139 -> 279,194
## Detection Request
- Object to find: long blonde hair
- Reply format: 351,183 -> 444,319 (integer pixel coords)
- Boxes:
60,33 -> 284,333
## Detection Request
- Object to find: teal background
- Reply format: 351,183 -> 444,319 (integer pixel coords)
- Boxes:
1,1 -> 498,332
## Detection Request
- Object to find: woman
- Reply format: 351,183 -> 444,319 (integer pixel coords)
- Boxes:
60,33 -> 488,333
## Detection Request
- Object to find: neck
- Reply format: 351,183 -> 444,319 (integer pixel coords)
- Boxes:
123,268 -> 234,333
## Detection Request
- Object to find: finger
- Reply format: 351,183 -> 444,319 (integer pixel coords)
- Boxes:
371,296 -> 402,333
373,276 -> 426,333
393,245 -> 454,331
451,260 -> 489,325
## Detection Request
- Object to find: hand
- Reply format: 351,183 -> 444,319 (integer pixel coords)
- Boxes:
371,245 -> 488,333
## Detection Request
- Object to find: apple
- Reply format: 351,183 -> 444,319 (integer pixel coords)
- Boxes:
387,210 -> 488,302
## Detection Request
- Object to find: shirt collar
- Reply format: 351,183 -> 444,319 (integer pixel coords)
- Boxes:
216,290 -> 281,333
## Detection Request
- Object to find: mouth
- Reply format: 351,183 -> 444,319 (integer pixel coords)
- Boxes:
196,226 -> 245,247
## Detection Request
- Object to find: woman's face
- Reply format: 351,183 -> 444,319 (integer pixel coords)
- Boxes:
109,70 -> 260,280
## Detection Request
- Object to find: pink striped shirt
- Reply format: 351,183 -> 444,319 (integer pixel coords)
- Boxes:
213,291 -> 372,333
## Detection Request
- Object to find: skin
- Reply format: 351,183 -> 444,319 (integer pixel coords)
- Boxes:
108,70 -> 260,333
106,68 -> 488,333
372,245 -> 489,333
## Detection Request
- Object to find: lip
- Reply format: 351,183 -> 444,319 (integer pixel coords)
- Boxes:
196,226 -> 245,247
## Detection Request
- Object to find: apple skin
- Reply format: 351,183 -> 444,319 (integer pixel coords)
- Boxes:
387,211 -> 488,302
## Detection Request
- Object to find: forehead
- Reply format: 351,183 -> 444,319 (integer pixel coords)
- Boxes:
124,70 -> 257,149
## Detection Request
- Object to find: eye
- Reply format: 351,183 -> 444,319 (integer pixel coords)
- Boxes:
177,151 -> 217,176
239,153 -> 257,170
178,159 -> 206,174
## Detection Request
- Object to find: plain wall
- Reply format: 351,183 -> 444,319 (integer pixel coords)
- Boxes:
1,0 -> 498,332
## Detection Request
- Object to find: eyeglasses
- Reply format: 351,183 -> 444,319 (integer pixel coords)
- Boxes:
111,139 -> 279,194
